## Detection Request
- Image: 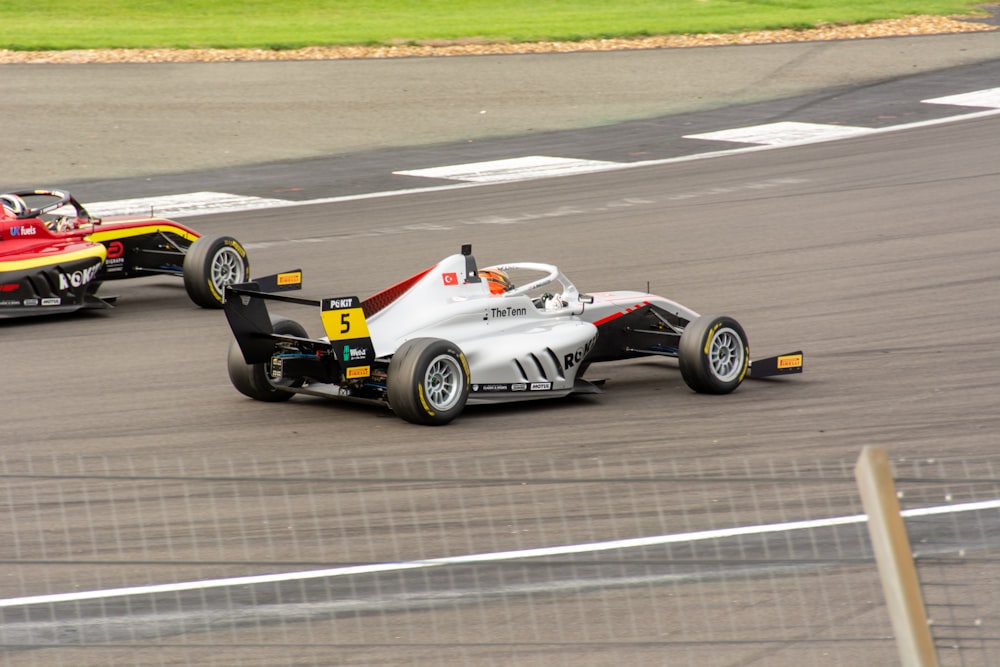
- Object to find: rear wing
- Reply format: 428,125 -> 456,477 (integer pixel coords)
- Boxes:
223,272 -> 319,364
223,271 -> 376,379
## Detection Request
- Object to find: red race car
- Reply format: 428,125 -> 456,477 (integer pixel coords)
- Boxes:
1,189 -> 250,318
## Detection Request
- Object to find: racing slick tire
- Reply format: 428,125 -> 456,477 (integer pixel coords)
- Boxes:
678,315 -> 749,395
227,316 -> 307,402
183,234 -> 250,309
387,338 -> 470,426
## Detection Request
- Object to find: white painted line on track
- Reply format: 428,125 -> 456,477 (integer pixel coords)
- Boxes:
394,155 -> 620,183
86,191 -> 293,219
2,497 -> 997,609
684,121 -> 874,145
922,87 -> 1000,109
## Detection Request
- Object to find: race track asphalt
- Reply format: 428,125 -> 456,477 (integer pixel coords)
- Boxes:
3,32 -> 1000,187
3,30 -> 1000,666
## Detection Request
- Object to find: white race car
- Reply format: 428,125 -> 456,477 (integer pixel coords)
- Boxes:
223,245 -> 802,425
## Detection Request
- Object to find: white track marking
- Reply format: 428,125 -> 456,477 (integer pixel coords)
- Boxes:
923,87 -> 1000,108
78,90 -> 1000,218
684,121 -> 874,145
394,155 -> 620,182
85,191 -> 292,219
2,497 -> 997,609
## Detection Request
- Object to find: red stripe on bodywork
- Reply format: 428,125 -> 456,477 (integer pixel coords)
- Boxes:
593,311 -> 625,327
361,266 -> 432,317
592,301 -> 651,327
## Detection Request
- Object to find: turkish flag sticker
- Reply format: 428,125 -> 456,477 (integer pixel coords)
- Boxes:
442,272 -> 458,285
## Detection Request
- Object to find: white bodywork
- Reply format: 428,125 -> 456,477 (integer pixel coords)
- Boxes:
225,246 -> 803,424
364,252 -> 599,402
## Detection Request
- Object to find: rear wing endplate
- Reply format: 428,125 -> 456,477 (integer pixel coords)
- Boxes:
224,270 -> 318,364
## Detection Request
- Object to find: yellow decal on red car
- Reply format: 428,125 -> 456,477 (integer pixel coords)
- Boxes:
777,354 -> 803,369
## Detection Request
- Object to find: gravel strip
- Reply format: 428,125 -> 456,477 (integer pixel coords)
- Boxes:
1,15 -> 996,64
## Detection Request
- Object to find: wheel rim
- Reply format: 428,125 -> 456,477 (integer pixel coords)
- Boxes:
423,354 -> 464,412
708,326 -> 745,382
211,247 -> 245,291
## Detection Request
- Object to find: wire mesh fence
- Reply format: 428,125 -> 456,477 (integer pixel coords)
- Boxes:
893,457 -> 1000,666
1,452 -> 996,666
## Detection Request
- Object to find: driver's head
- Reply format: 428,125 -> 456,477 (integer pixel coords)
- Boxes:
479,269 -> 513,295
1,194 -> 25,219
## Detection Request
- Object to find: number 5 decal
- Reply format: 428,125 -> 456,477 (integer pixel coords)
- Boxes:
321,296 -> 371,341
320,296 -> 375,379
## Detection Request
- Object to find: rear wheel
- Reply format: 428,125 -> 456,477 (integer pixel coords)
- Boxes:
183,234 -> 250,308
387,338 -> 469,425
678,315 -> 749,394
227,316 -> 307,402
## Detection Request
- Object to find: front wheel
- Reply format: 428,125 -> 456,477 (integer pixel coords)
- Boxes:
227,316 -> 307,402
183,234 -> 250,308
678,315 -> 749,394
387,338 -> 470,425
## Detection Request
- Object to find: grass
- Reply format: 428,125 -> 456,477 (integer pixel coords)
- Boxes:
1,0 -> 990,51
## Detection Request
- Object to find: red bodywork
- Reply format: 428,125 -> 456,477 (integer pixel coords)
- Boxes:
1,191 -> 204,317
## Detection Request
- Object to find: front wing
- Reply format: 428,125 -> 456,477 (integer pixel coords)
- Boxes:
584,299 -> 803,380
